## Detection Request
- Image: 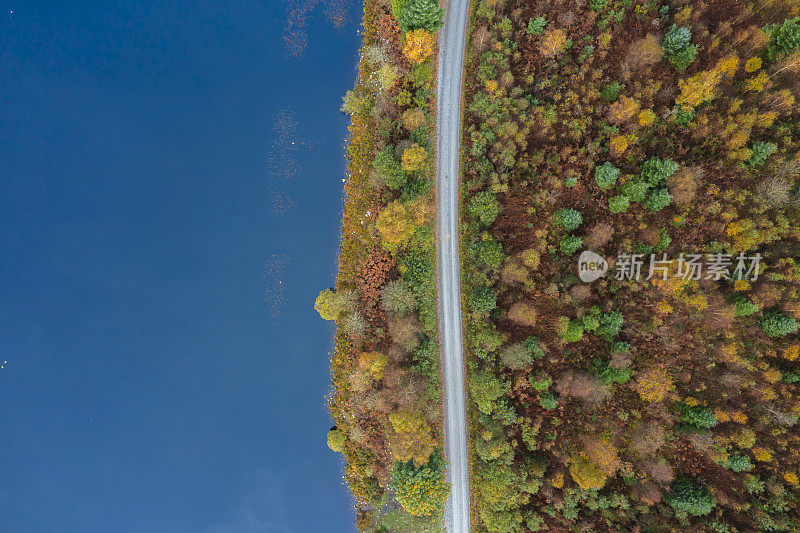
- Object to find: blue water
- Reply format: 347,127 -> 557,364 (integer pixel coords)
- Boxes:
0,1 -> 358,531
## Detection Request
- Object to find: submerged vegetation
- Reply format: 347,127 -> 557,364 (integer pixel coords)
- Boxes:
317,0 -> 447,530
461,0 -> 800,530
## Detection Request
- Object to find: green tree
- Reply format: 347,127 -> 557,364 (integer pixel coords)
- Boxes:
641,157 -> 679,186
401,250 -> 434,288
601,82 -> 622,102
528,374 -> 552,391
470,371 -> 509,414
470,286 -> 497,314
761,311 -> 799,337
539,392 -> 557,410
471,236 -> 505,269
554,208 -> 583,231
582,315 -> 600,331
621,179 -> 650,202
398,0 -> 445,34
372,146 -> 407,189
609,195 -> 630,213
663,24 -> 698,71
526,16 -> 547,35
475,460 -> 522,513
747,141 -> 777,168
560,235 -> 583,255
733,296 -> 759,316
373,146 -> 407,189
589,0 -> 607,11
765,17 -> 800,61
598,311 -> 623,340
390,0 -> 406,19
644,188 -> 672,211
722,454 -> 753,472
595,162 -> 620,189
381,279 -> 417,315
678,404 -> 718,429
558,317 -> 585,343
469,191 -> 501,226
392,449 -> 449,517
666,478 -> 716,517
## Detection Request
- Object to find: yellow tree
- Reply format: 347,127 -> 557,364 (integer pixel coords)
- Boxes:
388,411 -> 436,466
376,63 -> 400,91
401,143 -> 428,172
539,29 -> 567,58
608,95 -> 640,124
358,351 -> 389,380
401,107 -> 427,131
675,70 -> 721,112
403,29 -> 435,63
376,200 -> 417,248
569,455 -> 607,490
314,288 -> 340,320
327,428 -> 346,452
634,366 -> 674,402
583,439 -> 621,476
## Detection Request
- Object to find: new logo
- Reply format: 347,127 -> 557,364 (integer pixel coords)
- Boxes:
578,250 -> 608,282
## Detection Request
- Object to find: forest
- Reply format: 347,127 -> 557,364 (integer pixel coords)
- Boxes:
460,0 -> 800,531
320,0 -> 800,530
316,0 -> 450,530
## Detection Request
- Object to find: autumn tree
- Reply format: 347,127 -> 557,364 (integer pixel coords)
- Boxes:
376,199 -> 429,249
539,28 -> 567,58
314,288 -> 355,320
403,29 -> 435,63
569,455 -> 607,490
388,410 -> 436,466
340,89 -> 373,116
583,439 -> 621,477
327,428 -> 346,452
634,366 -> 673,403
608,95 -> 640,124
401,143 -> 428,172
507,301 -> 537,326
675,70 -> 721,112
376,63 -> 400,91
381,278 -> 417,315
625,34 -> 662,70
358,351 -> 389,380
500,342 -> 532,370
401,107 -> 427,131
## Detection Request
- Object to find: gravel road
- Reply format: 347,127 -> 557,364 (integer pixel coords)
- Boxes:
435,0 -> 470,530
